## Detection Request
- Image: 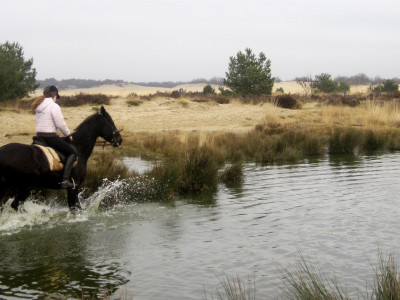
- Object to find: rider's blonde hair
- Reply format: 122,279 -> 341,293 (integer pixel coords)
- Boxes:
32,95 -> 45,111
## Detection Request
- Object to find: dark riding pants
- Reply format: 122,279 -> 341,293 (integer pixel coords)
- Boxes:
38,135 -> 77,157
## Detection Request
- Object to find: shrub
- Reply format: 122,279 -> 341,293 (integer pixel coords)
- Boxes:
203,84 -> 216,95
274,95 -> 300,109
313,73 -> 339,94
127,99 -> 143,106
373,79 -> 399,93
58,93 -> 111,107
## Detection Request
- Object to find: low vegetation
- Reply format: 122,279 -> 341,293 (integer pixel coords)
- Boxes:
203,251 -> 400,300
0,93 -> 112,111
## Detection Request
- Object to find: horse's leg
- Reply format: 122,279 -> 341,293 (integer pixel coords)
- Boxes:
11,188 -> 30,211
67,188 -> 82,212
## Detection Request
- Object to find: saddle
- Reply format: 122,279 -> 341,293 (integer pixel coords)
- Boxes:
32,136 -> 78,171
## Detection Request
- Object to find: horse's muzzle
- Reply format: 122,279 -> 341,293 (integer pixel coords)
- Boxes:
112,136 -> 123,147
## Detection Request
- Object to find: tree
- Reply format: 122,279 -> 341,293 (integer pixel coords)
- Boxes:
0,41 -> 39,101
224,48 -> 274,96
337,81 -> 351,96
203,84 -> 215,95
372,79 -> 399,93
312,73 -> 338,93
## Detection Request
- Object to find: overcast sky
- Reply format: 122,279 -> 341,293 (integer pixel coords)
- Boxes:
1,0 -> 399,82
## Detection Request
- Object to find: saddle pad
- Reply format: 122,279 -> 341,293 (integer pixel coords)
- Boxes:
34,145 -> 78,172
34,145 -> 64,171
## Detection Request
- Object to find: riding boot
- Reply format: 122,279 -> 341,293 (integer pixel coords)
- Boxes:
60,154 -> 77,189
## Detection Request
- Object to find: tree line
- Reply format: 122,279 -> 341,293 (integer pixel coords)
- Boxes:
0,40 -> 398,102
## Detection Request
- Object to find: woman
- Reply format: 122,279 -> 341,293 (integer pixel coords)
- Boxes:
32,85 -> 77,188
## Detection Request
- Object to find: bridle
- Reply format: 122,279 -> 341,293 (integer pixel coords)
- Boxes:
100,114 -> 123,147
101,128 -> 123,148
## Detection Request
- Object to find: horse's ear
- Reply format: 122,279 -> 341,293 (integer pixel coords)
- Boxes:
100,106 -> 106,116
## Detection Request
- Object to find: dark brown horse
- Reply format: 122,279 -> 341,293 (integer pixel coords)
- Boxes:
0,106 -> 122,212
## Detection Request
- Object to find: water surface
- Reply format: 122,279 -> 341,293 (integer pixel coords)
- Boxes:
1,154 -> 400,299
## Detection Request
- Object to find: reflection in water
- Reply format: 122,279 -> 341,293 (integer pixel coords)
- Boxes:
1,153 -> 400,299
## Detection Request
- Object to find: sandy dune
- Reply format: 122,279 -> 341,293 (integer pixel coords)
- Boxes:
55,81 -> 369,97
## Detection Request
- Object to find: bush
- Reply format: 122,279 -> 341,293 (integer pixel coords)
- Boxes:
58,93 -> 111,107
203,84 -> 216,95
313,73 -> 339,93
274,95 -> 300,109
372,79 -> 399,93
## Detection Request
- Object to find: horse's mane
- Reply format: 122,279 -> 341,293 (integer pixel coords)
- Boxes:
73,113 -> 102,133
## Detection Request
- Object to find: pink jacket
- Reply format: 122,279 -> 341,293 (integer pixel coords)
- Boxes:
35,97 -> 71,136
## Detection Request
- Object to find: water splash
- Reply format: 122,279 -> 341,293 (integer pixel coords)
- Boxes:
0,176 -> 162,234
0,198 -> 66,234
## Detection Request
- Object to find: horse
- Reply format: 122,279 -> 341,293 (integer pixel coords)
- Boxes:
0,106 -> 122,212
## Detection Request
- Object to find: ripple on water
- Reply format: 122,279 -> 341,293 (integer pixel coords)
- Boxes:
2,154 -> 400,299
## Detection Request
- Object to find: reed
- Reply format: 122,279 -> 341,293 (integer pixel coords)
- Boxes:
205,275 -> 256,300
280,254 -> 349,300
328,127 -> 360,155
372,251 -> 400,299
220,162 -> 245,186
205,251 -> 400,300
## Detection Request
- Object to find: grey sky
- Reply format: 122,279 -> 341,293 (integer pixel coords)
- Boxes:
1,0 -> 399,82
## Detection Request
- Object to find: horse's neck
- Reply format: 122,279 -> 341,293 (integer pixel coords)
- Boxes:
72,117 -> 102,160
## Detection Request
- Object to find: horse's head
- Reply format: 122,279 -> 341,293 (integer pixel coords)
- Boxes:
99,106 -> 123,147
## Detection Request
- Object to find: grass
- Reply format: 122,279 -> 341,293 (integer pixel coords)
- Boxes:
280,253 -> 349,300
372,251 -> 400,299
203,251 -> 400,300
205,274 -> 256,300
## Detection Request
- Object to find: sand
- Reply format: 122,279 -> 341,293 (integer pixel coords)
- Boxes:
34,81 -> 369,97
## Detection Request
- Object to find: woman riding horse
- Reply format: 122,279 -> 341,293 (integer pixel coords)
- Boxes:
32,85 -> 77,188
0,101 -> 122,212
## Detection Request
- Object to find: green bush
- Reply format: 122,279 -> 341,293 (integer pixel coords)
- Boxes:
373,79 -> 399,93
203,84 -> 216,95
313,73 -> 339,94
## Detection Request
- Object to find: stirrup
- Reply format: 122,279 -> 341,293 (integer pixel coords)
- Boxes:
60,178 -> 76,189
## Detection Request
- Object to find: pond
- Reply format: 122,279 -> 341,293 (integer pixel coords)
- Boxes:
1,153 -> 400,299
